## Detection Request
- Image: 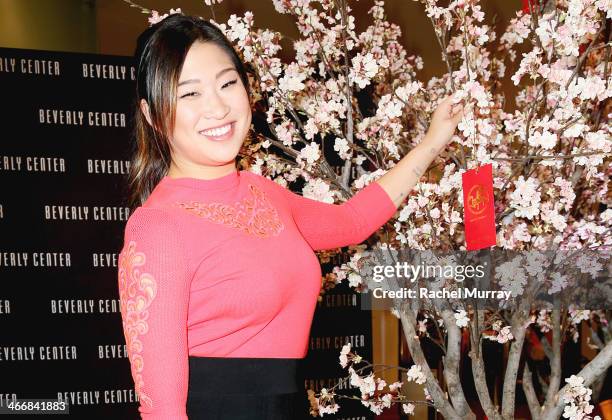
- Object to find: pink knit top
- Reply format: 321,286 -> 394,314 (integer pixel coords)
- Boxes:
117,169 -> 397,419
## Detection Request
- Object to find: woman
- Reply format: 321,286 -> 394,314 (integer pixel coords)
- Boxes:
117,13 -> 462,420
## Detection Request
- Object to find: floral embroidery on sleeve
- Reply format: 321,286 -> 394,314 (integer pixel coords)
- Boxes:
118,241 -> 157,408
175,184 -> 284,238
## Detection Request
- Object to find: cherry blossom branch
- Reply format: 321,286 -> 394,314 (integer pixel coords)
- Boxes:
494,160 -> 529,223
439,307 -> 473,418
544,22 -> 607,122
490,150 -> 610,162
420,4 -> 467,169
264,150 -> 351,196
522,363 -> 542,420
350,143 -> 380,168
333,392 -> 434,407
543,304 -> 561,413
260,134 -> 299,158
501,316 -> 529,419
337,0 -> 355,189
501,279 -> 538,419
470,320 -> 502,420
249,40 -> 348,193
541,341 -> 612,420
522,80 -> 546,157
121,0 -> 150,14
593,20 -> 611,129
315,356 -> 434,414
468,257 -> 502,420
428,15 -> 455,92
398,306 -> 460,419
540,332 -> 553,361
254,44 -> 351,198
329,361 -> 408,394
564,23 -> 607,92
428,313 -> 449,356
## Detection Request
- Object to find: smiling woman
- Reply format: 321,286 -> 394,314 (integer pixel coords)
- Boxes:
127,14 -> 252,210
120,13 -> 337,420
118,12 -> 409,420
161,41 -> 252,178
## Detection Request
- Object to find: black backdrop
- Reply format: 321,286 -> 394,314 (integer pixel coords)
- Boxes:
0,47 -> 374,420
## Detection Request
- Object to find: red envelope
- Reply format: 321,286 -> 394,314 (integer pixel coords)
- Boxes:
522,0 -> 541,14
462,163 -> 496,251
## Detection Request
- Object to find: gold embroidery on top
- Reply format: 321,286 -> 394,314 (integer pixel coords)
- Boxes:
176,184 -> 284,238
118,241 -> 157,408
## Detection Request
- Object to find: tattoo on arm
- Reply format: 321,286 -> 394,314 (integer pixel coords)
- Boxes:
412,165 -> 425,178
394,191 -> 406,203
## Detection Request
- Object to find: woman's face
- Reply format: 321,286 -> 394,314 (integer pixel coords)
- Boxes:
167,41 -> 251,178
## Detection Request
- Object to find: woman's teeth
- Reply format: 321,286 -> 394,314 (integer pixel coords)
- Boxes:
201,123 -> 232,137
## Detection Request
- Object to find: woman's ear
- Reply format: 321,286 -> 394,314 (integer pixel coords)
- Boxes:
140,99 -> 153,127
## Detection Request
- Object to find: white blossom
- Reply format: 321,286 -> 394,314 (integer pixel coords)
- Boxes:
402,403 -> 415,415
454,309 -> 470,328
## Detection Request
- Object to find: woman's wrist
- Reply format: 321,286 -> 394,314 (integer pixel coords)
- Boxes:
420,131 -> 450,158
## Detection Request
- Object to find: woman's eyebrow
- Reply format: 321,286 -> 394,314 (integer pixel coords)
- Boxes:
178,67 -> 237,86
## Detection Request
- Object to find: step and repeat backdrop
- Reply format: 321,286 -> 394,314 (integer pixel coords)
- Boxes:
0,47 -> 375,419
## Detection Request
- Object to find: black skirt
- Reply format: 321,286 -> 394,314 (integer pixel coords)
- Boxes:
186,356 -> 311,420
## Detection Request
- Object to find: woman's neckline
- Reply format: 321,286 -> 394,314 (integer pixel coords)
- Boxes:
159,169 -> 243,191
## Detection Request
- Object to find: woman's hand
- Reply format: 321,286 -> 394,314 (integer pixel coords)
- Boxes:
423,95 -> 464,153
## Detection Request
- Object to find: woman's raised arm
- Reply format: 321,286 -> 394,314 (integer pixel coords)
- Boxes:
375,95 -> 464,207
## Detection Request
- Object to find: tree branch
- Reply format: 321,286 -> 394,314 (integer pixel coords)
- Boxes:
470,309 -> 502,420
541,341 -> 612,420
543,305 -> 562,412
439,308 -> 473,418
522,363 -> 542,420
398,306 -> 461,420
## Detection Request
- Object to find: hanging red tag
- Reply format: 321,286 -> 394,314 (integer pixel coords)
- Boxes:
462,163 -> 496,251
522,0 -> 541,14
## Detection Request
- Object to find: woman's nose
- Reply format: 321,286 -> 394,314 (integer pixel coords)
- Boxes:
202,91 -> 230,119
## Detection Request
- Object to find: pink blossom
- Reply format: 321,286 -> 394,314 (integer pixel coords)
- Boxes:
510,176 -> 541,220
147,8 -> 182,26
402,403 -> 415,415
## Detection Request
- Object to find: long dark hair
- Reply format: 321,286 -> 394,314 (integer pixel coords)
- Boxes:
126,14 -> 251,211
